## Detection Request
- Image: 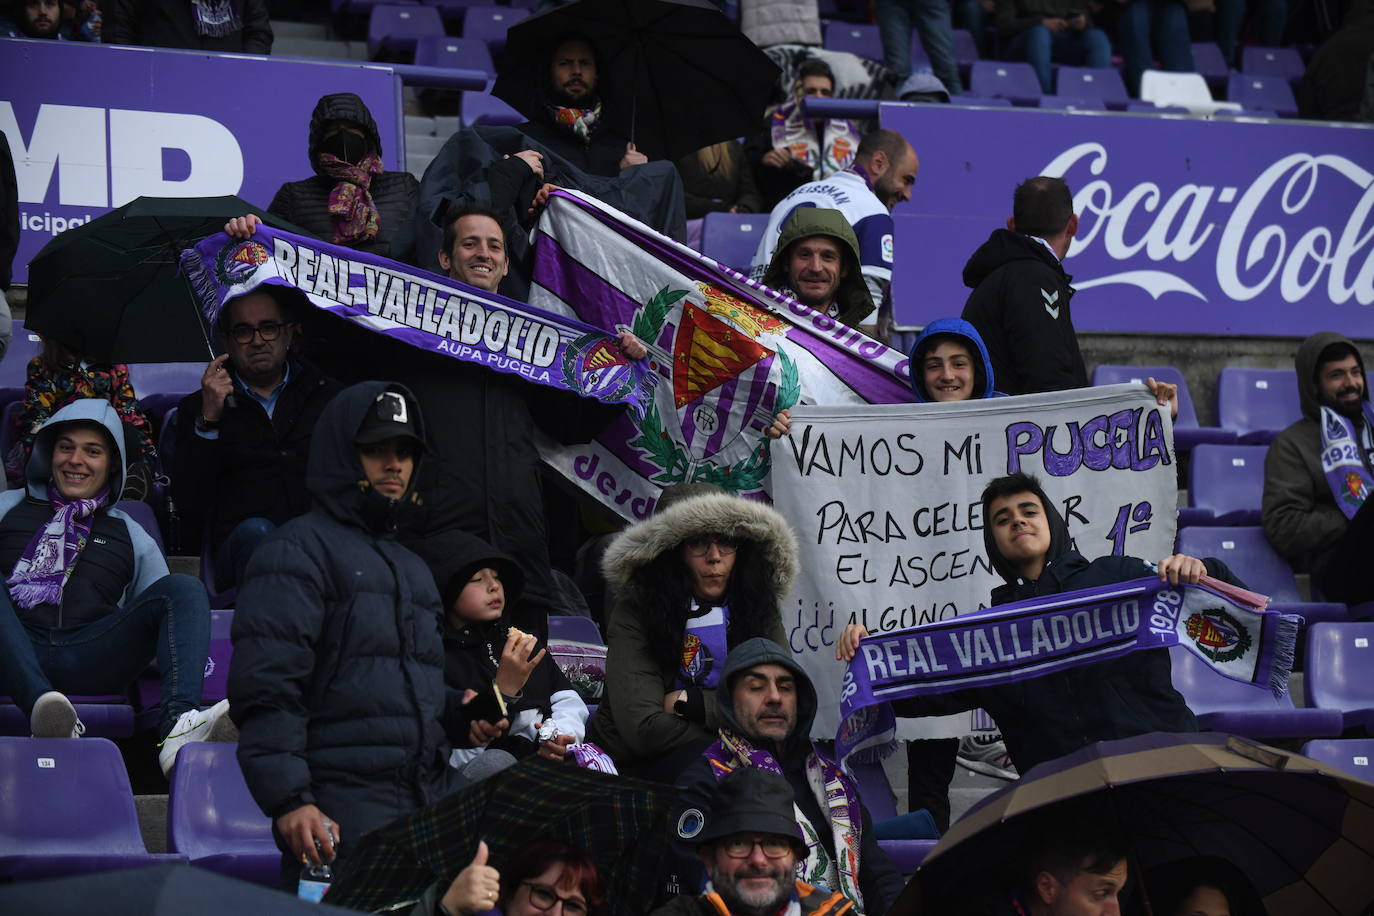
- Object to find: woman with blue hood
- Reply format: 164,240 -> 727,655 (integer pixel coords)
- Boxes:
0,399 -> 219,776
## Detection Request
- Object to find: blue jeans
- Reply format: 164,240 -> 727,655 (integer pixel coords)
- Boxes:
1118,0 -> 1195,94
214,517 -> 277,590
877,0 -> 964,94
1214,0 -> 1286,66
0,573 -> 211,738
1004,25 -> 1114,94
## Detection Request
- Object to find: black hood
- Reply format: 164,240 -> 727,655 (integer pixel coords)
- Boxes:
308,92 -> 383,175
962,228 -> 1071,290
307,380 -> 424,537
1294,331 -> 1368,422
981,477 -> 1073,585
715,637 -> 817,761
408,528 -> 526,618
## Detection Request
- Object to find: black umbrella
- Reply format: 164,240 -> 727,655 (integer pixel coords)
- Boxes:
25,195 -> 308,364
492,0 -> 781,163
0,862 -> 366,914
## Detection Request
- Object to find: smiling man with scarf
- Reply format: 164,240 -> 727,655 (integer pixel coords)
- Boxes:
0,399 -> 221,775
673,638 -> 903,916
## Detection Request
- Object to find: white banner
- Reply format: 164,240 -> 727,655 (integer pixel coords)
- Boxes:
768,384 -> 1178,739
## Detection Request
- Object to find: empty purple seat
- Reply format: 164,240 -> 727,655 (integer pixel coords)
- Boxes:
1125,101 -> 1191,113
462,91 -> 524,126
1240,45 -> 1304,82
700,213 -> 767,271
1091,364 -> 1235,452
461,5 -> 527,54
1304,622 -> 1374,731
953,28 -> 979,64
167,742 -> 279,886
1216,367 -> 1300,444
1191,41 -> 1230,88
0,736 -> 184,879
1168,646 -> 1343,739
1175,526 -> 1349,624
0,324 -> 42,388
847,759 -> 939,872
1186,444 -> 1266,526
1226,72 -> 1298,118
1055,66 -> 1128,108
1301,738 -> 1374,781
968,61 -> 1042,105
1039,95 -> 1106,110
202,609 -> 235,704
367,4 -> 444,60
823,22 -> 884,62
115,499 -> 165,554
548,615 -> 604,644
0,696 -> 135,738
959,95 -> 1015,106
415,34 -> 495,78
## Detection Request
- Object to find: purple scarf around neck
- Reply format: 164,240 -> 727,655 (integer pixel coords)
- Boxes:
1319,402 -> 1374,519
7,482 -> 108,609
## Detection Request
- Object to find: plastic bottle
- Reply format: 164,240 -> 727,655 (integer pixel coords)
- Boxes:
297,860 -> 332,902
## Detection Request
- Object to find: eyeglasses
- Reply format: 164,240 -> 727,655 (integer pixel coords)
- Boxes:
682,534 -> 739,557
522,882 -> 589,916
229,321 -> 287,344
719,836 -> 793,859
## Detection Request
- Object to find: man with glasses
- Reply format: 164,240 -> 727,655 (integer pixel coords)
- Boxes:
671,638 -> 902,916
175,285 -> 340,588
653,767 -> 853,916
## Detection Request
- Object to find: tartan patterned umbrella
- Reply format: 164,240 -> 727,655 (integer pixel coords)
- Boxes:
325,758 -> 677,915
896,732 -> 1374,916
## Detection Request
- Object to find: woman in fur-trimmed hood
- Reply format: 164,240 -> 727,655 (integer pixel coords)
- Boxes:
584,482 -> 798,779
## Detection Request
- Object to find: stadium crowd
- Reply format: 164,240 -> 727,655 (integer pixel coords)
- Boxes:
0,1 -> 1371,914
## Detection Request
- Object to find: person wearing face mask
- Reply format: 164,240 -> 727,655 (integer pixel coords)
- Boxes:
253,93 -> 418,263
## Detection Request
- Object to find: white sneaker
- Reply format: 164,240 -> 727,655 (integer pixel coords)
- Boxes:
158,699 -> 231,777
956,732 -> 1018,780
30,691 -> 85,739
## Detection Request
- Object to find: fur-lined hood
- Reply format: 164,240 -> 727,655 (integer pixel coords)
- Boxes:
601,492 -> 799,602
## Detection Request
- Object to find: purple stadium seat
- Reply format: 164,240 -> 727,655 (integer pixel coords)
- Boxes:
1300,738 -> 1374,781
1240,45 -> 1305,82
848,759 -> 938,872
968,61 -> 1042,105
906,34 -> 931,68
1090,364 -> 1235,452
0,695 -> 136,738
823,22 -> 884,62
1185,444 -> 1266,526
128,362 -> 202,401
1168,646 -> 1343,739
1055,66 -> 1128,109
0,324 -> 42,388
1125,101 -> 1191,113
1216,367 -> 1300,444
462,91 -> 525,126
1304,622 -> 1374,732
700,213 -> 767,270
332,0 -> 416,15
1039,95 -> 1106,110
0,737 -> 185,879
461,5 -> 528,54
420,0 -> 485,19
548,615 -> 606,706
959,95 -> 1015,106
415,34 -> 496,78
1191,41 -> 1230,89
367,4 -> 444,60
548,615 -> 604,644
1226,72 -> 1298,118
167,742 -> 279,886
1175,526 -> 1349,624
953,28 -> 979,64
202,609 -> 235,704
115,499 -> 165,554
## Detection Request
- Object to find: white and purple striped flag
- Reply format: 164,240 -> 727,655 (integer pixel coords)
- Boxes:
529,190 -> 914,520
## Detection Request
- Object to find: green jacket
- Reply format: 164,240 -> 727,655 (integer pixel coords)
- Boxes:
761,207 -> 874,329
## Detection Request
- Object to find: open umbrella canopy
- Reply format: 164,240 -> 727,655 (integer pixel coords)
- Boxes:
492,0 -> 780,163
324,758 -> 677,916
0,862 -> 365,914
25,195 -> 307,364
900,732 -> 1374,916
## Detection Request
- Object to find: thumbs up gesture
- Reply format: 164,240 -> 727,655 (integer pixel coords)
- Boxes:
441,840 -> 504,915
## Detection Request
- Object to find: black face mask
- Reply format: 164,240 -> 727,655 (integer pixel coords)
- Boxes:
319,131 -> 368,166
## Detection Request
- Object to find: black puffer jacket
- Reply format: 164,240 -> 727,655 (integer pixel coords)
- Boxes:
959,229 -> 1088,396
893,478 -> 1234,772
268,93 -> 419,262
229,381 -> 460,841
109,0 -> 272,52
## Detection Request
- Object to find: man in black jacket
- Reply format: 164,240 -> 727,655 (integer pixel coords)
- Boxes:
674,638 -> 903,916
960,176 -> 1088,396
110,0 -> 272,52
229,382 -> 467,885
174,285 -> 339,588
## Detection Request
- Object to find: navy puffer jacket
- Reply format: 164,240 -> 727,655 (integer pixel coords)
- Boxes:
229,381 -> 459,840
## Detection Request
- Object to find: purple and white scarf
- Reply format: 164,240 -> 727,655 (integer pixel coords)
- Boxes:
704,730 -> 866,913
769,91 -> 860,182
190,0 -> 242,38
836,576 -> 1299,763
567,742 -> 618,774
7,483 -> 108,609
1319,403 -> 1374,519
676,603 -> 729,690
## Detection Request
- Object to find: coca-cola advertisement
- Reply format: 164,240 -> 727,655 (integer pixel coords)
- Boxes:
885,104 -> 1374,338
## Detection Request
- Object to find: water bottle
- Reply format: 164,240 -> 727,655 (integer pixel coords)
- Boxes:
297,860 -> 332,902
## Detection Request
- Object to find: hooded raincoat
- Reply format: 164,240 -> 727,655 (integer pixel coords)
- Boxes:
761,208 -> 875,328
673,639 -> 904,915
229,381 -> 462,857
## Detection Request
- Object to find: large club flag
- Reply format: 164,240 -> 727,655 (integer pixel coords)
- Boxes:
530,191 -> 913,519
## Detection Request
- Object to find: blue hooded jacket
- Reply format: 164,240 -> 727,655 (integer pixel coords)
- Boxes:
907,317 -> 1003,403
